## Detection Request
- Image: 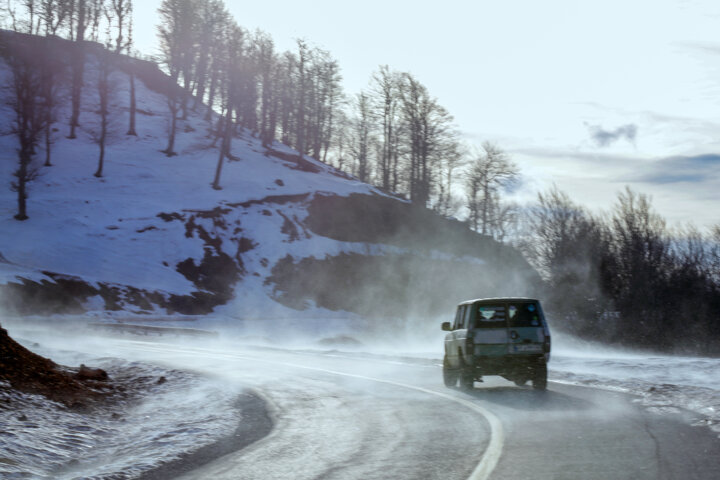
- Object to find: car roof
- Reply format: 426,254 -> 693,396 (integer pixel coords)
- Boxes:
457,297 -> 539,306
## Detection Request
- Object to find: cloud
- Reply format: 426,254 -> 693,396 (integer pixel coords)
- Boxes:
678,41 -> 720,57
501,145 -> 720,226
628,153 -> 720,185
585,123 -> 638,147
514,147 -> 720,186
511,146 -> 632,168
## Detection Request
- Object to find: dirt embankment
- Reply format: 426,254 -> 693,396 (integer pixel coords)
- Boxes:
0,323 -> 115,410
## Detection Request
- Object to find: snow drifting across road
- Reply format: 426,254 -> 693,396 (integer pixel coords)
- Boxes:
0,337 -> 256,479
549,339 -> 720,436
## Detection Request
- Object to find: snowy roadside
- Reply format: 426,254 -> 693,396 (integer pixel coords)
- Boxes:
0,341 -> 265,479
548,346 -> 720,437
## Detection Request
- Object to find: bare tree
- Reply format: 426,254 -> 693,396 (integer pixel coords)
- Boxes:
255,30 -> 276,147
305,48 -> 341,162
601,187 -> 670,343
464,142 -> 518,236
276,50 -> 296,146
519,186 -> 610,336
523,186 -> 592,277
211,21 -> 242,190
125,40 -> 137,135
39,35 -> 64,166
157,0 -> 196,156
433,140 -> 464,217
710,224 -> 720,284
106,0 -> 137,135
68,0 -> 92,139
93,40 -> 114,177
6,0 -> 42,33
87,0 -> 105,42
3,34 -> 47,220
108,0 -> 130,52
40,0 -> 70,36
370,65 -> 400,191
349,91 -> 373,182
191,0 -> 224,111
329,108 -> 351,172
294,39 -> 309,159
398,72 -> 456,206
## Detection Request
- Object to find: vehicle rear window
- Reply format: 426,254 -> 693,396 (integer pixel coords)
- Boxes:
475,305 -> 506,328
508,303 -> 542,327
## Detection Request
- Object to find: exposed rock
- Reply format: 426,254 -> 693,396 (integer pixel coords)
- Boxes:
76,365 -> 109,381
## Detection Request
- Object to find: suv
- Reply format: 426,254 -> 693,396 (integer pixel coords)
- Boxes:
441,297 -> 551,390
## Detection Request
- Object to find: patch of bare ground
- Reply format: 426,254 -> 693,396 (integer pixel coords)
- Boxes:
0,323 -> 155,412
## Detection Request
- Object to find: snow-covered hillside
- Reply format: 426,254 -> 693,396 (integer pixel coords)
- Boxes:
0,41 -> 540,325
0,45 -> 375,314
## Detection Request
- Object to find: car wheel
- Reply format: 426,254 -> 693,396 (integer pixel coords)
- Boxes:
532,363 -> 548,390
457,359 -> 475,390
459,369 -> 474,390
443,356 -> 458,388
514,378 -> 527,386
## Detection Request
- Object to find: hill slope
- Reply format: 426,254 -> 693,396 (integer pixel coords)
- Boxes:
0,38 -> 542,326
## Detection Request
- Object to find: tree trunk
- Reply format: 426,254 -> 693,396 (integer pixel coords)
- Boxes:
14,147 -> 30,221
204,70 -> 217,121
181,75 -> 191,120
95,109 -> 107,177
212,106 -> 232,190
164,107 -> 177,156
163,68 -> 179,157
69,0 -> 87,139
94,137 -> 105,177
42,38 -> 55,166
44,122 -> 52,167
127,69 -> 137,135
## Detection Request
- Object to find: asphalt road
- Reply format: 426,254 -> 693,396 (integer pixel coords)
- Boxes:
107,340 -> 719,480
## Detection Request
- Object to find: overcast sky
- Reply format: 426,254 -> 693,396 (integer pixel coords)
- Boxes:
134,0 -> 720,229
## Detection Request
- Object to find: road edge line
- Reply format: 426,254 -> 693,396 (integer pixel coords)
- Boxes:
271,363 -> 505,480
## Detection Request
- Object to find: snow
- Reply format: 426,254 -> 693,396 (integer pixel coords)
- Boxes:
0,50 -> 383,303
0,351 -> 243,480
0,46 -> 494,321
1,41 -> 718,479
550,337 -> 720,436
211,328 -> 720,437
2,322 -> 718,479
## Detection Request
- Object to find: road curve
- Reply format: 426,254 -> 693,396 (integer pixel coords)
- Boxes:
70,339 -> 720,479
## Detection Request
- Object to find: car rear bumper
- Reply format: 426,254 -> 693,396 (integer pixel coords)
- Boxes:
467,354 -> 546,376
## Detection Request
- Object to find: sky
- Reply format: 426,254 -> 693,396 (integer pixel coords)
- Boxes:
133,0 -> 720,229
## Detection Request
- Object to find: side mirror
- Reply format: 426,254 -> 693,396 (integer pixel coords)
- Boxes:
441,322 -> 452,331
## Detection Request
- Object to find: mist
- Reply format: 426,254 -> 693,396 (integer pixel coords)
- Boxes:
2,3 -> 719,477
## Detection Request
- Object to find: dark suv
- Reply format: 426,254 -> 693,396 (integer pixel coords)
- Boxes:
442,297 -> 551,390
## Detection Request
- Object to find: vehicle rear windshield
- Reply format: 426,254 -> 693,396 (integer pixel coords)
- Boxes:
507,302 -> 542,327
474,305 -> 506,328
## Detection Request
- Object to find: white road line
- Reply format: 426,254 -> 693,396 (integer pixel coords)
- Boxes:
118,342 -> 505,480
265,363 -> 505,480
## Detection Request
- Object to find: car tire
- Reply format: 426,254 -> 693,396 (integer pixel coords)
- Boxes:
460,371 -> 474,390
443,356 -> 458,388
458,359 -> 474,390
532,363 -> 548,390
